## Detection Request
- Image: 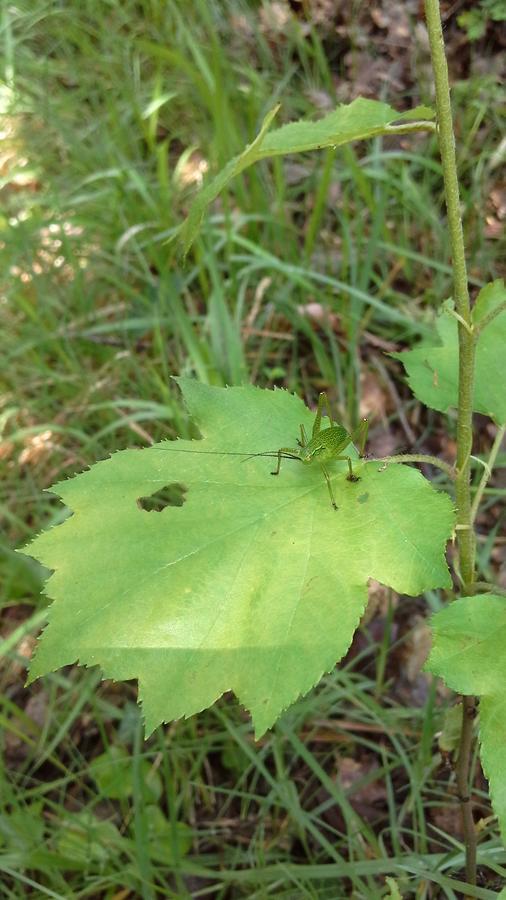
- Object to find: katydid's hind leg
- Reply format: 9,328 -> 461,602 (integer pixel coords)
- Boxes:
297,424 -> 308,448
322,465 -> 338,510
321,392 -> 335,427
352,417 -> 369,457
312,391 -> 335,438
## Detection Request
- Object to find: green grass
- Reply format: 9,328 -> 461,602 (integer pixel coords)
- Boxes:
1,1 -> 505,896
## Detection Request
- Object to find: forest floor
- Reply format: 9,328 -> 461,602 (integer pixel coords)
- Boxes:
1,2 -> 505,897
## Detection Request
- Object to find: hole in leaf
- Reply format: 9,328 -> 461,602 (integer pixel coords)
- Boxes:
137,483 -> 187,512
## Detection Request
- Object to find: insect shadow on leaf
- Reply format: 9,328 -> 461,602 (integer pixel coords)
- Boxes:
137,483 -> 187,512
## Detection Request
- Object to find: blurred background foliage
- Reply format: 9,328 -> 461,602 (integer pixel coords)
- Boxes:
1,1 -> 505,897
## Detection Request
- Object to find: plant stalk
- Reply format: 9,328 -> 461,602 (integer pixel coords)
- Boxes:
373,453 -> 455,480
425,0 -> 477,886
456,695 -> 477,884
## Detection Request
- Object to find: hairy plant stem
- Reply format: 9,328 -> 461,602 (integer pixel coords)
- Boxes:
372,454 -> 455,480
457,695 -> 477,882
425,0 -> 477,886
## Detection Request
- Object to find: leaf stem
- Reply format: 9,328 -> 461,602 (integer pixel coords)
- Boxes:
371,453 -> 455,480
469,581 -> 506,597
470,425 -> 506,524
383,121 -> 437,135
473,300 -> 506,337
425,0 -> 477,885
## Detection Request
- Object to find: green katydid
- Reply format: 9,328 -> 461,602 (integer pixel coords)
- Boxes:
156,392 -> 368,511
258,392 -> 368,510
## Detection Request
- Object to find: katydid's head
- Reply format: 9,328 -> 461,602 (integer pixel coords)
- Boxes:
300,443 -> 324,464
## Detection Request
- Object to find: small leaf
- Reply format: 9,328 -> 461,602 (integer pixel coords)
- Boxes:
25,380 -> 453,737
438,703 -> 462,754
426,594 -> 506,842
89,747 -> 133,799
56,811 -> 123,869
178,98 -> 434,254
145,806 -> 192,863
89,746 -> 162,801
457,9 -> 488,40
393,280 -> 506,424
384,877 -> 403,900
0,804 -> 44,854
486,0 -> 506,22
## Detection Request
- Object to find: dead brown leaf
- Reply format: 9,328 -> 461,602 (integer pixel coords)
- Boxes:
337,755 -> 387,807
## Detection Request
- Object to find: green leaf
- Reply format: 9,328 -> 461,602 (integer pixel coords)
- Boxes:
457,9 -> 488,40
0,804 -> 44,855
55,811 -> 123,870
25,379 -> 453,737
485,0 -> 506,22
438,703 -> 462,754
178,98 -> 435,254
393,280 -> 506,425
426,594 -> 506,843
144,806 -> 192,864
89,745 -> 162,801
384,878 -> 403,900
